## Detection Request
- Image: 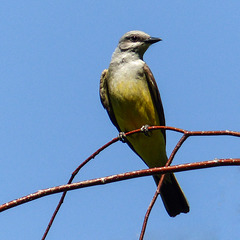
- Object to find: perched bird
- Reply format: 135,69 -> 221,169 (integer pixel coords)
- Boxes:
100,30 -> 189,217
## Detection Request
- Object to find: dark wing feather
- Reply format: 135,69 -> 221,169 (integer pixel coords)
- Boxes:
143,64 -> 166,142
100,69 -> 121,132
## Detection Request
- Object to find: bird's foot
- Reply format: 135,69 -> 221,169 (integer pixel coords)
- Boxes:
118,132 -> 126,142
141,125 -> 151,136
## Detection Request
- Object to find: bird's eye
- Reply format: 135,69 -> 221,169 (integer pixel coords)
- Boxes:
130,36 -> 138,42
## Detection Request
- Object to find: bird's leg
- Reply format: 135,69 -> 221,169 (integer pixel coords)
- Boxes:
141,124 -> 151,137
118,132 -> 126,142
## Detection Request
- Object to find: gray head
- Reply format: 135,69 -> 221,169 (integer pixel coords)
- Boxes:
117,30 -> 161,58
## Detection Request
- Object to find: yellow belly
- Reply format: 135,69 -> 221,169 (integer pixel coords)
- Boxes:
109,74 -> 168,168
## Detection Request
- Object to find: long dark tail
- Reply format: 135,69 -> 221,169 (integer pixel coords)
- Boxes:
154,173 -> 189,217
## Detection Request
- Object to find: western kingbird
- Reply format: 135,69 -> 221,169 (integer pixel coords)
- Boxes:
100,30 -> 189,217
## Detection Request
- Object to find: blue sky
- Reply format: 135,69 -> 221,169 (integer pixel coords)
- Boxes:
0,1 -> 239,239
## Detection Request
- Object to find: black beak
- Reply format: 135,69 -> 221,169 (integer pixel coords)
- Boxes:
144,37 -> 162,44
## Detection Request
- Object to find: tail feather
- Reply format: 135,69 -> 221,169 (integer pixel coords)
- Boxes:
154,173 -> 189,217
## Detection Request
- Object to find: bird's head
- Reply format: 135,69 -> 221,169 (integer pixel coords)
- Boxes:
118,30 -> 161,58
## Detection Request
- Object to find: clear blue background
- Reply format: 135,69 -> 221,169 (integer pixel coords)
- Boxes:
0,1 -> 239,239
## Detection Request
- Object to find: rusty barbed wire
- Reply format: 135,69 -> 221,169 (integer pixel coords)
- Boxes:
0,126 -> 239,240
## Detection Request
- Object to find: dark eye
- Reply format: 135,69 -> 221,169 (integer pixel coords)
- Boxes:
130,36 -> 139,42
